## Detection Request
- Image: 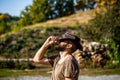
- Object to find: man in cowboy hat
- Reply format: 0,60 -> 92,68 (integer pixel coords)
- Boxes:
33,32 -> 82,80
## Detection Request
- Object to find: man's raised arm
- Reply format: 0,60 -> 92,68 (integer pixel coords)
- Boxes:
33,36 -> 58,65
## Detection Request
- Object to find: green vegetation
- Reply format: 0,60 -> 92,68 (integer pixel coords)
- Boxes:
80,68 -> 120,76
0,26 -> 82,58
0,13 -> 19,34
0,60 -> 35,69
0,69 -> 26,77
0,68 -> 51,77
83,0 -> 120,66
0,0 -> 96,35
1,68 -> 120,77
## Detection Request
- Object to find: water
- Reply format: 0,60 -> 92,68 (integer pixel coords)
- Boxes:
0,75 -> 120,80
79,75 -> 120,80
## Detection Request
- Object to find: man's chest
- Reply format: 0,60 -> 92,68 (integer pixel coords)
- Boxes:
53,63 -> 64,77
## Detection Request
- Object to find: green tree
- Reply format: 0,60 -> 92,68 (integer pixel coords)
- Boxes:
19,0 -> 75,26
0,21 -> 6,34
19,6 -> 32,26
19,0 -> 55,25
55,0 -> 75,17
0,21 -> 11,34
0,14 -> 11,34
0,13 -> 20,34
75,0 -> 96,11
30,0 -> 46,23
82,0 -> 120,64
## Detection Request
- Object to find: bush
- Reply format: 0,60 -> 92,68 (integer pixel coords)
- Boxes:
0,60 -> 35,70
88,1 -> 120,65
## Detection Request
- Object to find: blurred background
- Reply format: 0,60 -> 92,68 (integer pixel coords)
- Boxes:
0,0 -> 120,80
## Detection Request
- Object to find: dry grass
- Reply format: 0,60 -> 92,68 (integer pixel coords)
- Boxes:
0,10 -> 95,37
27,10 -> 95,28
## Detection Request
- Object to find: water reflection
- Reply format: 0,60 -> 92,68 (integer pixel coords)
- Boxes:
0,75 -> 120,80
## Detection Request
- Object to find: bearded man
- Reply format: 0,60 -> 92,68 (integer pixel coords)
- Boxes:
33,32 -> 82,80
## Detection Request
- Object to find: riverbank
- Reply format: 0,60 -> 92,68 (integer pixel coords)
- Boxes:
80,68 -> 120,76
0,75 -> 120,80
0,68 -> 120,78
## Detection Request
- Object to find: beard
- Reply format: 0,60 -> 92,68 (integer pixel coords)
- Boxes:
53,44 -> 66,51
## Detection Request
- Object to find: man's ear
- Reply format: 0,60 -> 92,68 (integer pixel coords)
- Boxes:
66,43 -> 72,49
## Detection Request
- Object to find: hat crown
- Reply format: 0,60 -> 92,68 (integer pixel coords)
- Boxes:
60,32 -> 83,51
62,32 -> 76,39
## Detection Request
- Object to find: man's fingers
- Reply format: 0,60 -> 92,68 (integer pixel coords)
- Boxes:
49,36 -> 57,41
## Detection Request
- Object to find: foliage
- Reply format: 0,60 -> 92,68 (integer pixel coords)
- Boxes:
55,0 -> 75,17
0,25 -> 88,59
75,0 -> 96,11
95,0 -> 117,8
19,0 -> 98,27
1,0 -> 120,68
19,0 -> 75,26
0,60 -> 35,70
0,0 -> 97,35
0,26 -> 67,58
0,21 -> 10,34
0,13 -> 19,34
80,0 -> 120,65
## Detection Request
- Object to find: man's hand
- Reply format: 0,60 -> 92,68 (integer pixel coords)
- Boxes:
44,36 -> 58,47
33,36 -> 58,65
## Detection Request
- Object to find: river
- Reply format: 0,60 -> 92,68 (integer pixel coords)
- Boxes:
0,75 -> 120,80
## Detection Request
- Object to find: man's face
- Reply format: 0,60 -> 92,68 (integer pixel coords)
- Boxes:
54,40 -> 76,52
54,40 -> 68,51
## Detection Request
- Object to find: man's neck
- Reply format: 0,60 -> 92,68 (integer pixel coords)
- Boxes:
59,51 -> 71,58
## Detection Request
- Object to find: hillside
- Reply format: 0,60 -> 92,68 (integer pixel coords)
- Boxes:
26,10 -> 95,28
0,10 -> 95,58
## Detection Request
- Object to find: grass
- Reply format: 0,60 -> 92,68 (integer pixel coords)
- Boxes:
0,69 -> 25,77
0,56 -> 6,60
0,68 -> 51,78
24,10 -> 95,28
0,68 -> 120,78
80,68 -> 120,76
